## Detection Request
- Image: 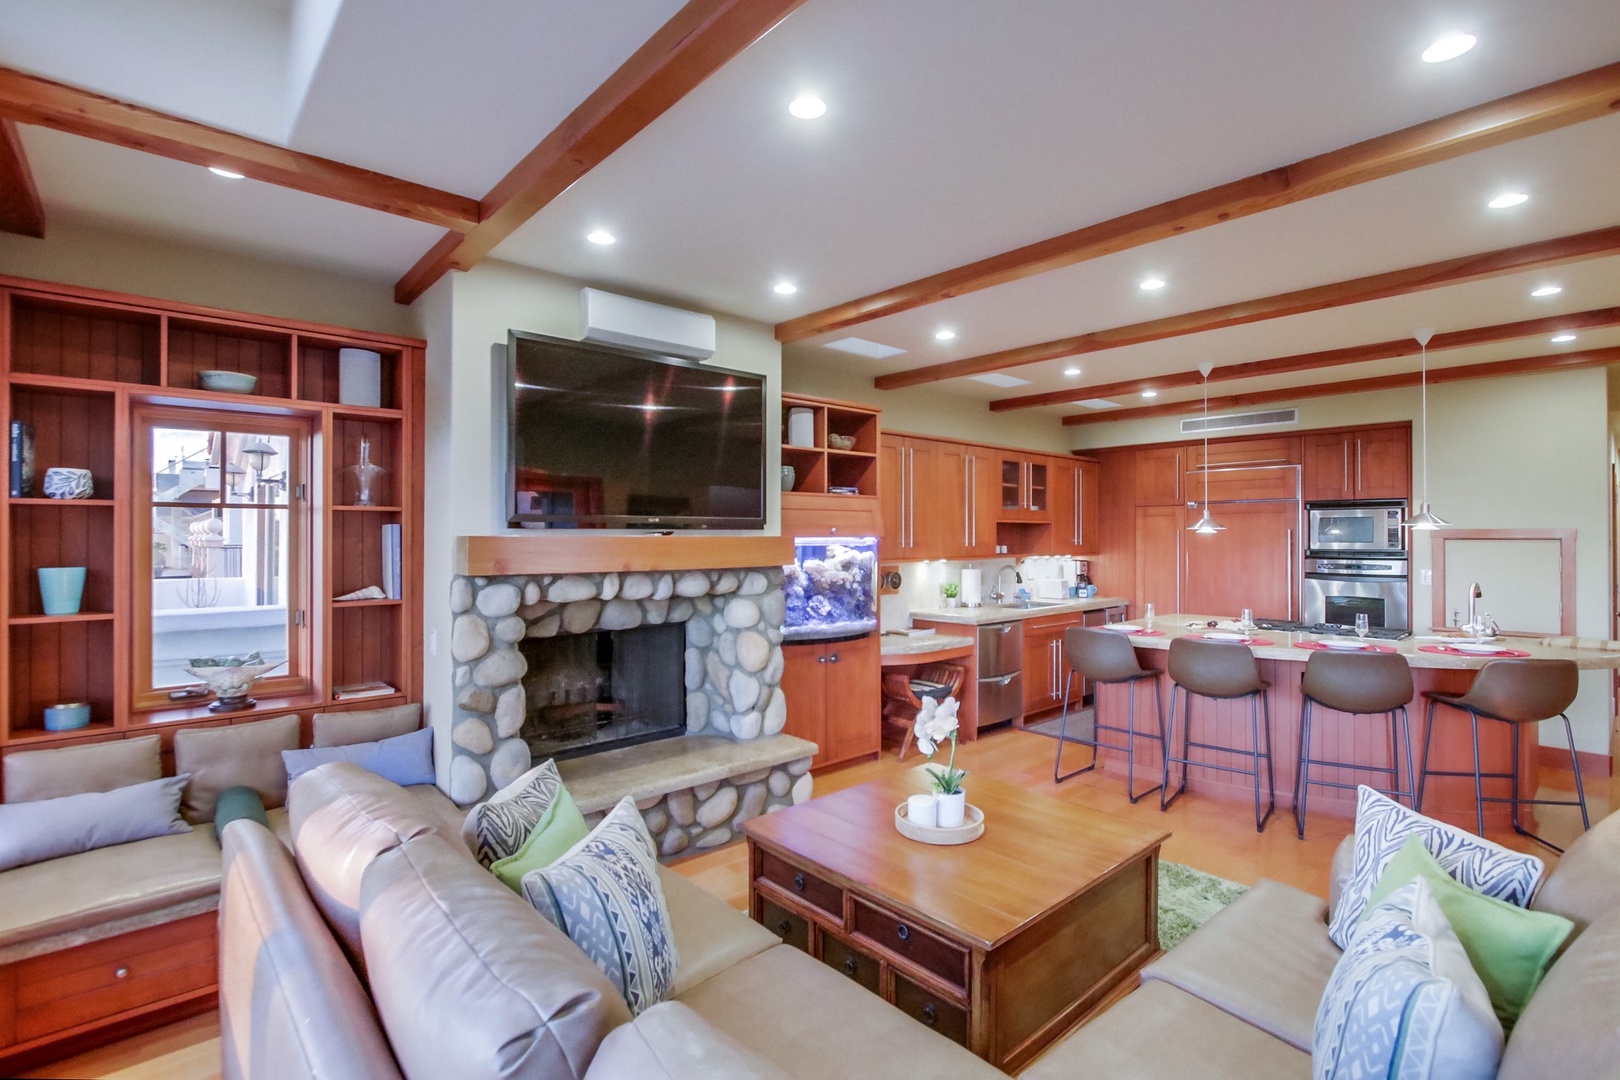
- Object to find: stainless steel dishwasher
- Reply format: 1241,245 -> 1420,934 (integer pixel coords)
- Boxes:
976,620 -> 1024,727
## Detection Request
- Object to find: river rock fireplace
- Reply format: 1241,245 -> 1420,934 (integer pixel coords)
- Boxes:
519,622 -> 686,760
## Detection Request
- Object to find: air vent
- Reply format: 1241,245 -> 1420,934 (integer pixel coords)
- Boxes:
1180,408 -> 1298,434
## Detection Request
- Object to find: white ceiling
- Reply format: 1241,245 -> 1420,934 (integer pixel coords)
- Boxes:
2,1 -> 1618,427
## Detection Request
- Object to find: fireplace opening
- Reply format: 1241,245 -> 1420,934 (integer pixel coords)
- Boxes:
519,621 -> 686,761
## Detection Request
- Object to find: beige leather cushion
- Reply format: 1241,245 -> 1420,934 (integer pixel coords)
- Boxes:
311,703 -> 421,748
1021,980 -> 1312,1080
656,867 -> 778,996
287,762 -> 455,968
1141,879 -> 1340,1052
218,820 -> 402,1080
1530,810 -> 1620,937
674,945 -> 1004,1079
3,735 -> 161,803
1499,907 -> 1620,1080
360,832 -> 631,1080
584,1000 -> 793,1080
175,714 -> 300,823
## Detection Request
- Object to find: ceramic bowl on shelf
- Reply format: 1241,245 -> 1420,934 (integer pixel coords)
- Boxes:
184,653 -> 283,710
197,370 -> 258,394
42,467 -> 94,499
44,702 -> 91,731
827,433 -> 857,451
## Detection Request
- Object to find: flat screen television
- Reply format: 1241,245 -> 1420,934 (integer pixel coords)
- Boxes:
506,330 -> 766,529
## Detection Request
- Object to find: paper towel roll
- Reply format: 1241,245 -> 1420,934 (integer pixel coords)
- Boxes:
960,568 -> 982,607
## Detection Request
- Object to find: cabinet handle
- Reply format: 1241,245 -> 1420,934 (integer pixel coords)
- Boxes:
906,447 -> 915,550
1343,442 -> 1349,494
1074,468 -> 1082,547
115,967 -> 129,979
1286,528 -> 1294,620
998,625 -> 1013,634
922,1003 -> 938,1026
776,918 -> 792,937
793,872 -> 806,892
896,924 -> 911,942
995,674 -> 1015,686
843,955 -> 858,977
1355,439 -> 1363,492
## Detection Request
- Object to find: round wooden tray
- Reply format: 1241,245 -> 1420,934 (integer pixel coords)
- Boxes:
894,802 -> 985,845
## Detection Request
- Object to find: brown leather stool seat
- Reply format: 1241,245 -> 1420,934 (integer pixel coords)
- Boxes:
1163,637 -> 1276,832
1294,651 -> 1416,839
1416,658 -> 1589,852
1054,628 -> 1165,802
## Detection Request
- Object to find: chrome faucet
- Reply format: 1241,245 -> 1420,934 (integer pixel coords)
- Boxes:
1467,582 -> 1481,631
1464,583 -> 1499,639
988,566 -> 1022,605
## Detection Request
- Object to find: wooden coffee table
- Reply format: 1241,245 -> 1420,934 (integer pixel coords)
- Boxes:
741,772 -> 1169,1071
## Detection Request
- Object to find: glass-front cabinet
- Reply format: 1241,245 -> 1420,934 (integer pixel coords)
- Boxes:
999,455 -> 1048,519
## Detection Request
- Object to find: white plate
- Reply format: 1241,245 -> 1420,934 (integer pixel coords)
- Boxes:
1103,623 -> 1142,632
1201,631 -> 1250,642
1453,643 -> 1510,654
1318,638 -> 1373,650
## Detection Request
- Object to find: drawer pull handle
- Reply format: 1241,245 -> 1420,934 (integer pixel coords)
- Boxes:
843,956 -> 858,976
115,967 -> 129,979
793,873 -> 806,892
896,924 -> 911,942
922,1003 -> 937,1026
776,919 -> 792,938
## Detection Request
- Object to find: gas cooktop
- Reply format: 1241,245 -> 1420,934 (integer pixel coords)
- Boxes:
1252,619 -> 1411,641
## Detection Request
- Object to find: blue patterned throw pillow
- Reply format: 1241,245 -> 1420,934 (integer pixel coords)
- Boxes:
1315,877 -> 1503,1080
461,759 -> 568,867
520,797 -> 677,1016
1328,785 -> 1544,949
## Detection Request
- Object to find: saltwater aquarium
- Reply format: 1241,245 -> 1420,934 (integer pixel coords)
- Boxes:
783,536 -> 878,641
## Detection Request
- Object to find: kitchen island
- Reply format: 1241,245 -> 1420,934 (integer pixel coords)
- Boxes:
1087,615 -> 1620,832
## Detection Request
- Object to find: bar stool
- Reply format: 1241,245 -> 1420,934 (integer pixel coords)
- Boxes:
1162,637 -> 1275,832
1054,627 -> 1165,802
1294,651 -> 1416,839
1416,658 -> 1589,852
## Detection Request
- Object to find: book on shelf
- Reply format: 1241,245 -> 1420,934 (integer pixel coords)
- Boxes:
333,681 -> 397,701
9,421 -> 34,497
381,523 -> 402,600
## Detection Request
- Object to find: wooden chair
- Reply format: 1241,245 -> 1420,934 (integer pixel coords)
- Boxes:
881,663 -> 966,760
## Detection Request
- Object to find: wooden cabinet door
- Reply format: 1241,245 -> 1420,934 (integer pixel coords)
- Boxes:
1182,502 -> 1300,621
824,635 -> 880,763
1135,447 -> 1184,506
1353,427 -> 1410,499
879,436 -> 908,557
1022,629 -> 1056,713
1078,461 -> 1100,555
1303,433 -> 1352,502
913,439 -> 967,560
779,642 -> 828,763
1026,460 -> 1049,516
965,448 -> 1000,557
1049,458 -> 1079,554
1135,505 -> 1183,615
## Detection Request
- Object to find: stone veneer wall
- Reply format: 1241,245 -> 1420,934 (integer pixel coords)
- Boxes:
446,566 -> 787,805
582,758 -> 814,858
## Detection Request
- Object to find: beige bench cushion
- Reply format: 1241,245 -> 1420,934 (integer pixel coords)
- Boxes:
584,1000 -> 793,1080
674,944 -> 1003,1079
1022,980 -> 1312,1080
311,703 -> 421,748
2,735 -> 161,803
657,867 -> 778,996
176,714 -> 300,823
219,820 -> 401,1080
1141,878 -> 1340,1052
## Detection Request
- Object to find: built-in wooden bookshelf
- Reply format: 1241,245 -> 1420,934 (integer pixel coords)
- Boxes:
0,275 -> 424,753
780,393 -> 883,537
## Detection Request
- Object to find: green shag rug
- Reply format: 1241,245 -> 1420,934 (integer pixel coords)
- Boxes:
1159,860 -> 1247,950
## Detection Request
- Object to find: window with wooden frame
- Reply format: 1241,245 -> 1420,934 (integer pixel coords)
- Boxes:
133,407 -> 313,710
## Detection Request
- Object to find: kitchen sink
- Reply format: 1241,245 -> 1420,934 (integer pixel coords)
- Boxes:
995,600 -> 1068,610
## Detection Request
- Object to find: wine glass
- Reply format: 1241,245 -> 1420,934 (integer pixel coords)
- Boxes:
1239,608 -> 1254,633
1144,603 -> 1155,630
1355,613 -> 1370,642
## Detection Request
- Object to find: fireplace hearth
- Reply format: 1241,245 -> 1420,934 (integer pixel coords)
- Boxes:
519,622 -> 685,760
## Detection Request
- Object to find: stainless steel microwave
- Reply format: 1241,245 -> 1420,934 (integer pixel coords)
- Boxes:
1305,501 -> 1406,555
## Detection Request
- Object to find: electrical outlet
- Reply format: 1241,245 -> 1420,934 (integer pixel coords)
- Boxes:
1419,569 -> 1432,585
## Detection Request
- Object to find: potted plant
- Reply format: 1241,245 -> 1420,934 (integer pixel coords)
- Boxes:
914,696 -> 967,827
941,581 -> 960,608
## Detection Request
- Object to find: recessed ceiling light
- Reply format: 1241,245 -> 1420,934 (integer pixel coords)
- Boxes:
934,329 -> 956,341
1487,192 -> 1528,209
208,166 -> 245,179
1550,333 -> 1578,343
1530,285 -> 1562,298
1063,367 -> 1081,377
773,281 -> 798,295
1139,277 -> 1167,291
586,229 -> 616,245
1422,33 -> 1477,63
788,94 -> 827,119
1142,390 -> 1158,399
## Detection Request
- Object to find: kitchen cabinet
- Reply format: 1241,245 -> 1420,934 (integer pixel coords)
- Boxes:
1135,505 -> 1184,617
780,635 -> 880,769
782,394 -> 883,537
881,435 -> 953,559
1022,621 -> 1067,714
997,453 -> 1049,520
1181,501 -> 1300,621
1302,427 -> 1410,502
1135,446 -> 1186,506
1049,457 -> 1099,556
963,446 -> 1000,558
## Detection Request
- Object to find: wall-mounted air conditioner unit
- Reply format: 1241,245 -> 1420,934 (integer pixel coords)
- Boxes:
579,288 -> 716,361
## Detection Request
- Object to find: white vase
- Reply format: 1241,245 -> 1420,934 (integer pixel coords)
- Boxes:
936,791 -> 966,829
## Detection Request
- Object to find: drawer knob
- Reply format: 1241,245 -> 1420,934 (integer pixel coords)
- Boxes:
776,918 -> 792,938
922,1003 -> 937,1026
115,967 -> 129,979
896,924 -> 911,942
843,956 -> 858,977
793,872 -> 806,892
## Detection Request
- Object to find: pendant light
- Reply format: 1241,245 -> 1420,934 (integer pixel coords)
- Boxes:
1403,329 -> 1449,531
1188,363 -> 1225,534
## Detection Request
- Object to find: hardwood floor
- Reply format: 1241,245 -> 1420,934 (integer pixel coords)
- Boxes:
26,725 -> 1606,1079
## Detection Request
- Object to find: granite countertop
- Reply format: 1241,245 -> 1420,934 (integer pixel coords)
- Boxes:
909,596 -> 1130,626
879,632 -> 976,657
1113,613 -> 1620,671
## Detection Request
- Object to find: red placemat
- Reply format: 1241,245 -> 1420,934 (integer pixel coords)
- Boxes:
1419,644 -> 1532,658
1115,629 -> 1164,637
1293,641 -> 1398,654
1184,634 -> 1274,646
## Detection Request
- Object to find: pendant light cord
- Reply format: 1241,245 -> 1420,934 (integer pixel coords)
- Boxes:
1203,373 -> 1211,508
1419,340 -> 1429,504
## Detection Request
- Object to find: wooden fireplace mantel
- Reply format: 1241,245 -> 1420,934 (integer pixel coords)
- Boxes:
456,534 -> 795,576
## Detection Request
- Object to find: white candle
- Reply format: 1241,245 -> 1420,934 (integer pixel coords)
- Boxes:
907,793 -> 938,828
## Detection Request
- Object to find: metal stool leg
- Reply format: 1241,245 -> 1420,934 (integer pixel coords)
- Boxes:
1295,698 -> 1313,839
1161,684 -> 1188,811
1564,712 -> 1592,832
1470,710 -> 1486,838
1261,691 -> 1275,828
1416,699 -> 1439,813
1509,721 -> 1527,838
1399,706 -> 1417,807
1251,694 -> 1264,832
1054,670 -> 1097,784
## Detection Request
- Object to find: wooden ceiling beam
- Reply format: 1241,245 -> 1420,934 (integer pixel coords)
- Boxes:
393,0 -> 808,305
0,67 -> 480,232
777,60 -> 1620,345
1061,345 -> 1620,426
990,306 -> 1620,411
872,224 -> 1620,391
0,119 -> 44,238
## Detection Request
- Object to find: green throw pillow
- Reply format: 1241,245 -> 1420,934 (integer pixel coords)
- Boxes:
1362,833 -> 1573,1028
213,784 -> 269,844
489,786 -> 590,892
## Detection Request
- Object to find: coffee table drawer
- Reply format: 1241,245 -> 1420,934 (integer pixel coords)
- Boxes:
851,899 -> 968,990
759,850 -> 842,919
893,972 -> 969,1047
818,935 -> 881,994
758,897 -> 811,953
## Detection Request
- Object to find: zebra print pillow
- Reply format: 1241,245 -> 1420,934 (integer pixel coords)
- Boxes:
460,759 -> 568,867
1328,786 -> 1545,949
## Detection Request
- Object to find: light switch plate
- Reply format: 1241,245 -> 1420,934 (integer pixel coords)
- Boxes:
1419,569 -> 1432,585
